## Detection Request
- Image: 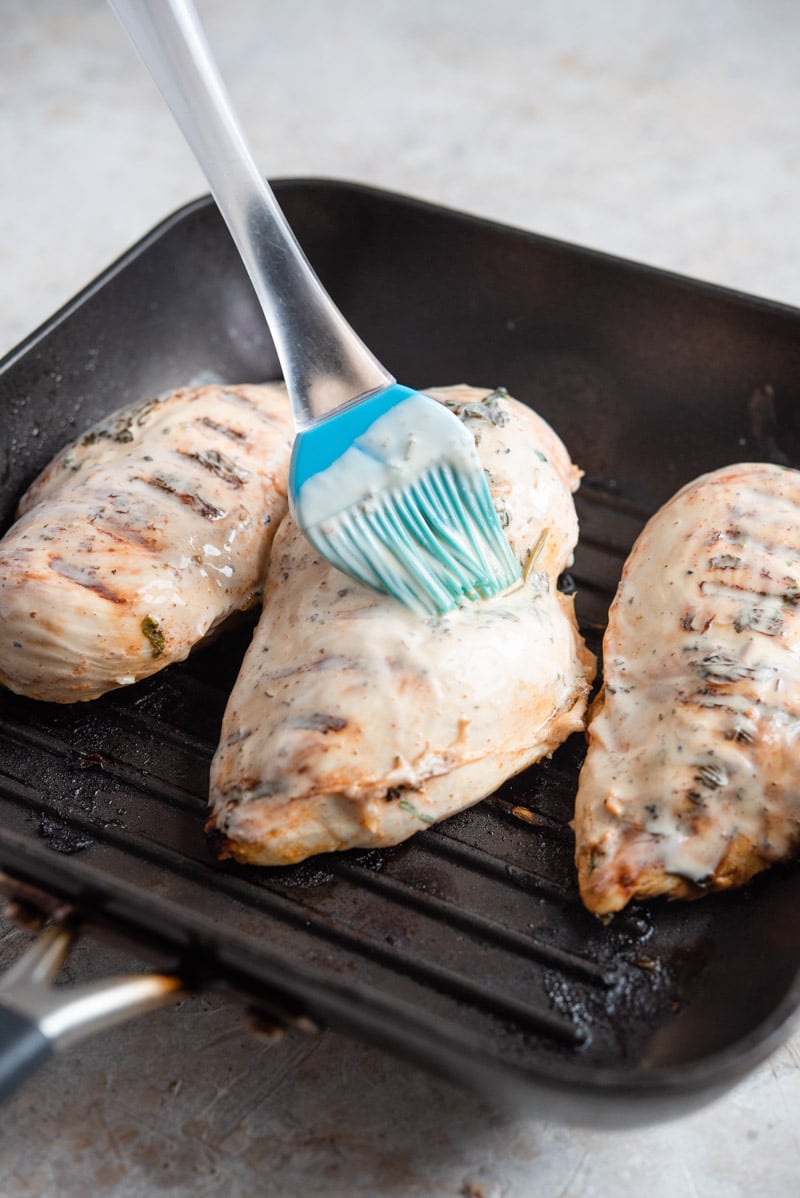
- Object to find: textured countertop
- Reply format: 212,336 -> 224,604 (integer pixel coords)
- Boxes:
3,1 -> 800,1194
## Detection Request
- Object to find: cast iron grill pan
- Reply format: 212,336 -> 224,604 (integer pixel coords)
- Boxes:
1,181 -> 800,1126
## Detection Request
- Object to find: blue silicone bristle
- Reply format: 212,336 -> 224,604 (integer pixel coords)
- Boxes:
302,462 -> 520,616
291,384 -> 522,616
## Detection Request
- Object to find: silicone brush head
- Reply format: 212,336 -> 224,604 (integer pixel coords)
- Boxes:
290,385 -> 522,616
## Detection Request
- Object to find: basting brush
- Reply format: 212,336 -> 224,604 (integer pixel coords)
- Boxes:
109,0 -> 521,615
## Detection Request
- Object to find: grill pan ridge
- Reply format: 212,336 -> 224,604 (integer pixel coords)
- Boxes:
1,181 -> 800,1126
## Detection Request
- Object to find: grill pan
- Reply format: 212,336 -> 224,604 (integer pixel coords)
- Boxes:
1,179 -> 800,1127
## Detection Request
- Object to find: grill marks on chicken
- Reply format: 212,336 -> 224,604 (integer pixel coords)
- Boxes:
179,447 -> 250,488
0,382 -> 293,702
207,385 -> 596,866
139,471 -> 227,521
574,462 -> 800,916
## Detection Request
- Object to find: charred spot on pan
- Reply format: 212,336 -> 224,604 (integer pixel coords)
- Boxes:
181,447 -> 250,488
77,750 -> 106,770
141,615 -> 166,658
37,815 -> 93,855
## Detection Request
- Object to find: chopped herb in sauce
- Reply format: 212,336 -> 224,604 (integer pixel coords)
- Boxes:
398,799 -> 435,825
445,386 -> 510,427
523,527 -> 550,583
141,615 -> 166,657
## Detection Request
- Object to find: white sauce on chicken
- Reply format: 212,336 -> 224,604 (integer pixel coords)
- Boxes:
575,461 -> 800,915
208,385 -> 595,866
0,382 -> 293,702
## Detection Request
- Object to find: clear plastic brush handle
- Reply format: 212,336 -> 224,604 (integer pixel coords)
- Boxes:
109,0 -> 392,428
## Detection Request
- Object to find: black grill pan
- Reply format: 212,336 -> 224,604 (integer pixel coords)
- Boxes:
1,180 -> 799,1126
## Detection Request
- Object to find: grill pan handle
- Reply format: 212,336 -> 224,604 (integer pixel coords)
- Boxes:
0,920 -> 184,1103
0,1005 -> 52,1103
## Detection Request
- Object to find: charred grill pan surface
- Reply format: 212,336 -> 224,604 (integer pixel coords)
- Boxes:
1,181 -> 800,1126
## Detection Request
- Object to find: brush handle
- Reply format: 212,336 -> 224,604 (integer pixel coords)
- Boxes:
108,0 -> 392,427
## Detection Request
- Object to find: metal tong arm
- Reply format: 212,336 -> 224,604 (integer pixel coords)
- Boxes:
0,922 -> 183,1103
108,0 -> 392,427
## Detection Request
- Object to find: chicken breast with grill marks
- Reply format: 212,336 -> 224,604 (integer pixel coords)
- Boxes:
208,384 -> 596,866
0,382 -> 293,702
575,461 -> 800,916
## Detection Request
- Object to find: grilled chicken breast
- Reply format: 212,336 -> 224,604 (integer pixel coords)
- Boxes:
0,382 -> 293,702
208,384 -> 596,866
575,461 -> 800,916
